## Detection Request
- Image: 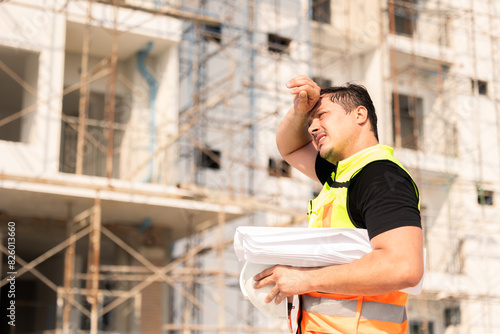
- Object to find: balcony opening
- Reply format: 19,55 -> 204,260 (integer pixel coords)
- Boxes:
392,93 -> 423,150
0,46 -> 39,143
312,0 -> 331,24
268,33 -> 292,55
268,158 -> 291,177
59,89 -> 127,177
198,148 -> 221,169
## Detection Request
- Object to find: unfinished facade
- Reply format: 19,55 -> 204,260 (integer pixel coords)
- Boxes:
0,0 -> 499,333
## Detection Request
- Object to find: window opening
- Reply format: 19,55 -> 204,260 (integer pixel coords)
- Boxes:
392,93 -> 423,150
477,189 -> 493,206
203,23 -> 222,44
268,34 -> 292,54
312,0 -> 331,24
0,46 -> 39,143
393,0 -> 418,37
268,158 -> 291,177
199,148 -> 221,169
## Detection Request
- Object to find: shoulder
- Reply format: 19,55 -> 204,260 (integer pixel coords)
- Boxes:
349,160 -> 418,207
348,160 -> 421,239
351,160 -> 416,191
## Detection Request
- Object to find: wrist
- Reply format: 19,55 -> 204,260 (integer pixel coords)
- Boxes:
302,268 -> 320,294
291,106 -> 310,119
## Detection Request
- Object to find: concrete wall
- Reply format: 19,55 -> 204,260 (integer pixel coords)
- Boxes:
0,0 -> 181,184
0,2 -> 66,175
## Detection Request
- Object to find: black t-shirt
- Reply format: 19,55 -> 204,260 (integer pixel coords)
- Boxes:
315,154 -> 421,239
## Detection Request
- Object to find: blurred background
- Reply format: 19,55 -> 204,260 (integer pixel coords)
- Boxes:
0,0 -> 499,333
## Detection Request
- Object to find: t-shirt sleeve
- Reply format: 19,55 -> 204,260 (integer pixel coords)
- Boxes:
348,160 -> 421,239
315,153 -> 335,185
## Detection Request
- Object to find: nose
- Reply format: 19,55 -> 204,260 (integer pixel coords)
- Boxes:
308,118 -> 320,136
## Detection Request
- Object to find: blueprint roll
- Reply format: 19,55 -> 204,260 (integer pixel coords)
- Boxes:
234,226 -> 424,298
239,261 -> 288,318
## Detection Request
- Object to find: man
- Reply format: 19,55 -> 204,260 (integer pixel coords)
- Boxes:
253,76 -> 424,333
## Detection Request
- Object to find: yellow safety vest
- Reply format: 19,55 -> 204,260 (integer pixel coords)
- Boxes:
300,145 -> 419,334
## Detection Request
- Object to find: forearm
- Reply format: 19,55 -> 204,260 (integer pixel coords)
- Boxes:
276,106 -> 312,159
253,227 -> 424,303
307,247 -> 423,296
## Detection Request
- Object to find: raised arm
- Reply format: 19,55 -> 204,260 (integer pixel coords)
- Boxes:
277,76 -> 321,181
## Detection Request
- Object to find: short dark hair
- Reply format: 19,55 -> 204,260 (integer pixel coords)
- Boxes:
320,83 -> 378,141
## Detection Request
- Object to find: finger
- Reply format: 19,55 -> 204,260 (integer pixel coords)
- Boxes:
265,286 -> 280,303
253,271 -> 276,289
289,83 -> 315,94
253,266 -> 274,282
287,75 -> 316,88
297,91 -> 309,110
290,87 -> 321,104
253,276 -> 271,289
286,75 -> 309,88
275,291 -> 285,305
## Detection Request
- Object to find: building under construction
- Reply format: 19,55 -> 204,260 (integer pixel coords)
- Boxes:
0,0 -> 499,333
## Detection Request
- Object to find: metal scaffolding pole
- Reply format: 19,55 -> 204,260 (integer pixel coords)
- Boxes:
388,0 -> 402,148
218,209 -> 226,333
76,0 -> 93,175
87,197 -> 102,334
62,204 -> 75,333
105,1 -> 119,180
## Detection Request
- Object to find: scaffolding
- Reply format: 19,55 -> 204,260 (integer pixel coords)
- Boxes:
1,0 -> 500,333
0,2 -> 308,333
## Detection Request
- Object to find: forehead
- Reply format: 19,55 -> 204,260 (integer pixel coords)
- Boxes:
307,95 -> 345,120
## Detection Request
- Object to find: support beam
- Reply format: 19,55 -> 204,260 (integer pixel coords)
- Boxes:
106,2 -> 119,180
218,209 -> 226,334
388,0 -> 401,148
97,0 -> 222,26
63,204 -> 76,333
76,0 -> 93,175
87,197 -> 102,334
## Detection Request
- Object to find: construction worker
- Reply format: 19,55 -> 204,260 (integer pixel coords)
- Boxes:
253,76 -> 424,333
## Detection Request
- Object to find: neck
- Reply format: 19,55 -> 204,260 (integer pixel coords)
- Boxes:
327,136 -> 379,164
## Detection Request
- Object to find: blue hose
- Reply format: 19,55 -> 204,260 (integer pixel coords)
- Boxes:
137,41 -> 158,182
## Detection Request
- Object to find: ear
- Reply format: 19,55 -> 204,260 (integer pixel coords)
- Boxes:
354,106 -> 368,125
